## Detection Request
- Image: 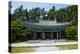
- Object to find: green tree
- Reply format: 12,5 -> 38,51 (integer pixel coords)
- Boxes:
48,6 -> 55,20
40,8 -> 47,20
13,5 -> 24,20
11,19 -> 29,43
65,25 -> 78,40
23,9 -> 29,20
28,7 -> 45,22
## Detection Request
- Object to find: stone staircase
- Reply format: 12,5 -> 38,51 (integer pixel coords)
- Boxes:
27,39 -> 66,43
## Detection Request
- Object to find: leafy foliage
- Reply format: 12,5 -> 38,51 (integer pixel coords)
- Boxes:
65,25 -> 78,40
48,6 -> 55,20
11,19 -> 31,42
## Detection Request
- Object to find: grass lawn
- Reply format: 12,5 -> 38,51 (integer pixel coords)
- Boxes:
11,46 -> 39,53
56,44 -> 78,50
66,40 -> 78,42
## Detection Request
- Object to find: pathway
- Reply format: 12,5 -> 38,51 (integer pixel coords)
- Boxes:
35,46 -> 59,52
11,41 -> 78,47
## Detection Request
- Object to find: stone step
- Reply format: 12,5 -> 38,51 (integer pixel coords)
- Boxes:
27,39 -> 66,43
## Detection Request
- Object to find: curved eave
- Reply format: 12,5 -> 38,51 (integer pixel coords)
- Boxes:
22,21 -> 71,32
23,22 -> 71,28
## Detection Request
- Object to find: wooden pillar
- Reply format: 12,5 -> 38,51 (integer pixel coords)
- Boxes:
60,32 -> 61,39
35,32 -> 37,40
33,32 -> 34,40
50,32 -> 53,39
57,32 -> 58,39
42,32 -> 45,39
33,32 -> 37,40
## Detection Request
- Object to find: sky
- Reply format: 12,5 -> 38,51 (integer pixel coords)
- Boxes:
11,1 -> 71,14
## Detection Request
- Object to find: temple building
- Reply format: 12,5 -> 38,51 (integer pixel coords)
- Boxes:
23,18 -> 71,40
